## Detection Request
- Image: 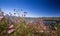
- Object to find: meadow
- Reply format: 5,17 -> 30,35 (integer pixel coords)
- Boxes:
0,16 -> 60,36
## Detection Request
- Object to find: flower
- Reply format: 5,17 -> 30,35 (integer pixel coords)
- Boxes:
8,29 -> 15,34
24,12 -> 27,17
40,30 -> 44,33
43,26 -> 47,30
9,25 -> 14,29
9,12 -> 12,16
0,16 -> 3,20
0,16 -> 3,18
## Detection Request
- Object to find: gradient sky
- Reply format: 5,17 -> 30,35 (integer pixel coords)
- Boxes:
0,0 -> 60,17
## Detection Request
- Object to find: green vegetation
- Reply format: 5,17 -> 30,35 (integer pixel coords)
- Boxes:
0,16 -> 60,36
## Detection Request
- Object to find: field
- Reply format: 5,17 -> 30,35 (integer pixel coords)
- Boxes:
0,16 -> 60,36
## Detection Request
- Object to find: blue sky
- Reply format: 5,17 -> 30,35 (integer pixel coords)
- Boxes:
0,0 -> 60,17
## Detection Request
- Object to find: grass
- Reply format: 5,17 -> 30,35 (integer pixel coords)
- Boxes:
0,17 -> 60,36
